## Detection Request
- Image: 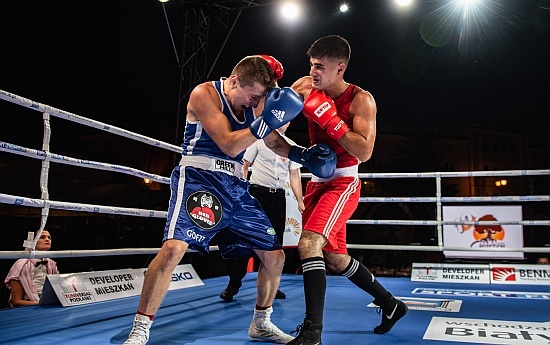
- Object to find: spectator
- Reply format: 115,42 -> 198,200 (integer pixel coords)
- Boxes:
4,230 -> 59,307
536,255 -> 549,265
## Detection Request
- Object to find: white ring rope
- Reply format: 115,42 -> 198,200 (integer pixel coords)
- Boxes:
1,88 -> 549,259
0,193 -> 167,218
0,141 -> 171,185
0,89 -> 182,154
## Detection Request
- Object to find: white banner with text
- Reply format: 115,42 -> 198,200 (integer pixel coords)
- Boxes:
442,205 -> 524,260
40,264 -> 203,307
412,263 -> 550,285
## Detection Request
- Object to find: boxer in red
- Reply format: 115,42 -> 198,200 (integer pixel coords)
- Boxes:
287,35 -> 408,345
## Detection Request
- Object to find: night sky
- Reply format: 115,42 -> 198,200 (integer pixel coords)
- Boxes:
1,0 -> 549,147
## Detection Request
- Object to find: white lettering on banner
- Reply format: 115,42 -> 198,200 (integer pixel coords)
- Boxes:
412,288 -> 550,300
424,317 -> 550,344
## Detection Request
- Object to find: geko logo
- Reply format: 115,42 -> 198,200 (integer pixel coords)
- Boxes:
171,271 -> 194,282
492,267 -> 516,281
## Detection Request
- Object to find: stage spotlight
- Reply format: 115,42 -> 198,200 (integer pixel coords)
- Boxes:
281,2 -> 300,19
395,0 -> 412,6
455,0 -> 482,11
340,4 -> 349,13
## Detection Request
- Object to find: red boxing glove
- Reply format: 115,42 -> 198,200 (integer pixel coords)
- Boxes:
260,54 -> 284,81
303,91 -> 350,140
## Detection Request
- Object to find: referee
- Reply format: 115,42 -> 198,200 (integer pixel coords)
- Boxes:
220,122 -> 305,302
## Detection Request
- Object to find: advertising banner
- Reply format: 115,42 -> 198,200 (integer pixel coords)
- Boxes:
490,263 -> 550,285
40,264 -> 203,307
283,183 -> 302,247
442,205 -> 524,259
424,317 -> 550,344
411,262 -> 491,284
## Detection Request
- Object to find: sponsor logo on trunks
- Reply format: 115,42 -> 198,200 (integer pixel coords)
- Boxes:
215,159 -> 235,173
267,227 -> 276,235
186,229 -> 206,242
186,191 -> 222,229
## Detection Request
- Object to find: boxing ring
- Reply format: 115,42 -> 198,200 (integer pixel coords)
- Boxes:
1,89 -> 549,344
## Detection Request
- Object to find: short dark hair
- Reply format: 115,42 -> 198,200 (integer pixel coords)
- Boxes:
231,56 -> 277,89
307,35 -> 351,64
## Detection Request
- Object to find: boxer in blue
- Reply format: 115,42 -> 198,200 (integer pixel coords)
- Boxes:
123,55 -> 336,345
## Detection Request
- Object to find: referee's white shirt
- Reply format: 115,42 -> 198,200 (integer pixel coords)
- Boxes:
244,138 -> 302,190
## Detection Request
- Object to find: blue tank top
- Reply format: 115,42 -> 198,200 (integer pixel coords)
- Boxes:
181,78 -> 255,163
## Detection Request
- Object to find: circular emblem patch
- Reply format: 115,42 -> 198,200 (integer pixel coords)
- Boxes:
186,191 -> 222,229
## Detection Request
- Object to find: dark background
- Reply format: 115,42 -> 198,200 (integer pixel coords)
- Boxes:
2,0 -> 549,143
1,1 -> 549,300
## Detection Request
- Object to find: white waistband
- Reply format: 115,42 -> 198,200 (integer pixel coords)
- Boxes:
311,165 -> 358,183
179,155 -> 244,178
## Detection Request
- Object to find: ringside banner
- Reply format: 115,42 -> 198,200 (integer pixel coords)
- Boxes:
412,263 -> 491,284
412,263 -> 550,285
442,205 -> 524,260
40,264 -> 203,307
424,317 -> 550,344
490,264 -> 550,285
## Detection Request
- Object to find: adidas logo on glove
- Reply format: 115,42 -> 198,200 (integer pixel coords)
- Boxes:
271,109 -> 286,122
249,87 -> 303,139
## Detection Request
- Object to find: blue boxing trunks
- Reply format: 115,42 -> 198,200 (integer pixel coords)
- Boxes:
163,155 -> 281,258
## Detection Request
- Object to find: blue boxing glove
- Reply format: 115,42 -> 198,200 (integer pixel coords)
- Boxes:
250,87 -> 303,139
288,143 -> 336,178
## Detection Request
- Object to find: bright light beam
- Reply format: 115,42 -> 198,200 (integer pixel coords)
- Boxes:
419,0 -> 488,51
281,2 -> 300,19
396,0 -> 412,6
455,0 -> 481,11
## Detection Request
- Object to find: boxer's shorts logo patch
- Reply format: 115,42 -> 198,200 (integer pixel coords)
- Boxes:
186,191 -> 222,229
